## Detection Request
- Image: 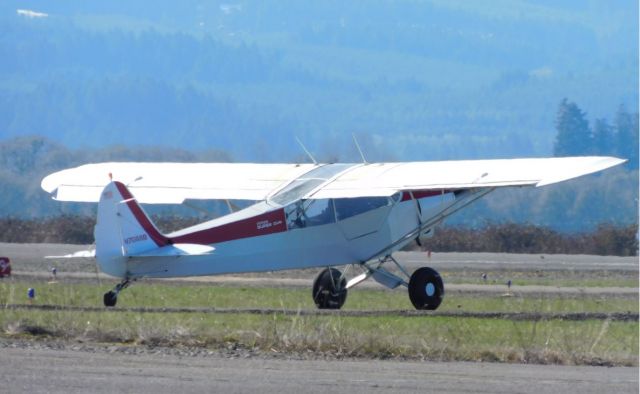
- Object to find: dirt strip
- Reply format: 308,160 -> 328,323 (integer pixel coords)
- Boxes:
4,304 -> 638,321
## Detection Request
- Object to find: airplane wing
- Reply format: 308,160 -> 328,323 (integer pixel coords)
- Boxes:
307,156 -> 626,199
41,162 -> 316,203
42,157 -> 625,203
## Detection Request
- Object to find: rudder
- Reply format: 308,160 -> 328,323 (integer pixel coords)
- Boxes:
94,181 -> 169,277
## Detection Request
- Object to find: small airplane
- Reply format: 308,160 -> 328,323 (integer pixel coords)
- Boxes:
41,156 -> 625,309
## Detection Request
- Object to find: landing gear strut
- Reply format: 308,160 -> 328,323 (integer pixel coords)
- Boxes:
408,267 -> 444,310
311,259 -> 445,310
103,279 -> 131,307
312,268 -> 347,309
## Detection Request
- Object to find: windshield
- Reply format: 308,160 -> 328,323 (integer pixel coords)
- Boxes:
270,163 -> 355,205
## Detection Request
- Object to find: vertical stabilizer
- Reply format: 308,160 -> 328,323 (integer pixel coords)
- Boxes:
94,181 -> 169,277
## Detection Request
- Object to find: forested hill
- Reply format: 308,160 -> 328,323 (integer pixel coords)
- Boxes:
0,1 -> 637,230
0,136 -> 637,232
0,1 -> 637,161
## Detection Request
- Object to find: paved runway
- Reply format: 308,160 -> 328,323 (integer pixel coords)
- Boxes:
5,243 -> 637,299
1,347 -> 637,394
3,243 -> 638,273
396,251 -> 639,272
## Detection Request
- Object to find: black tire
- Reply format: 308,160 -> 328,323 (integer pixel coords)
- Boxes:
103,291 -> 118,307
408,267 -> 444,310
312,268 -> 347,309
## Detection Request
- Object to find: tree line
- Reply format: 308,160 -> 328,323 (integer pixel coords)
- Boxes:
553,99 -> 639,169
0,215 -> 636,256
419,222 -> 638,257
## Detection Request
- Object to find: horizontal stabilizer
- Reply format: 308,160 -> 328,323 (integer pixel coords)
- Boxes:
46,250 -> 96,259
134,243 -> 215,258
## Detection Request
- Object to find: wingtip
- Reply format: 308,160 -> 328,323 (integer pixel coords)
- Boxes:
535,156 -> 628,187
40,172 -> 57,193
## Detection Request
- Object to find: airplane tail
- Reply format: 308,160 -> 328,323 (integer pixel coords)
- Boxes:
94,181 -> 170,277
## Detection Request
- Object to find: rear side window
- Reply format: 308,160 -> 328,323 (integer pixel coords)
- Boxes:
334,197 -> 390,221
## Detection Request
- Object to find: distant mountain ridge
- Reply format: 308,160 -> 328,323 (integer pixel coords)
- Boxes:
0,0 -> 636,161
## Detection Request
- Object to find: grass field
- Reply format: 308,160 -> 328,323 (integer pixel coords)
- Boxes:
2,309 -> 637,365
1,279 -> 637,366
1,280 -> 637,313
440,270 -> 639,288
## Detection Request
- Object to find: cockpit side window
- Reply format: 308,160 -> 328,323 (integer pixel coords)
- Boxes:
286,199 -> 336,229
334,197 -> 390,221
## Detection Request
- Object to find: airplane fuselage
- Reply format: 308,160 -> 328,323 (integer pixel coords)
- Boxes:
97,184 -> 481,279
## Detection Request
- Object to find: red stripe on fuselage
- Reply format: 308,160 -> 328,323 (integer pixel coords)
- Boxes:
171,208 -> 287,245
115,181 -> 287,247
115,182 -> 170,247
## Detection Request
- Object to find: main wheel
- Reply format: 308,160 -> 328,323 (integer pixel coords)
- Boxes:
103,290 -> 118,307
312,268 -> 347,309
408,267 -> 444,310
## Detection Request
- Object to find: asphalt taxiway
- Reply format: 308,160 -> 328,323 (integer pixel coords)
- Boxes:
0,346 -> 637,394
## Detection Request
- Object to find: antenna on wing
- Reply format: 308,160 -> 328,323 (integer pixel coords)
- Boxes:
295,136 -> 317,164
127,176 -> 143,187
352,134 -> 368,164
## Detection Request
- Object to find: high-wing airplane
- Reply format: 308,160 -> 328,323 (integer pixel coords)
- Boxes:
41,156 -> 625,309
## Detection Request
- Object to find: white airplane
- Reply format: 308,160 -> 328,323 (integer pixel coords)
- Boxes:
41,156 -> 625,309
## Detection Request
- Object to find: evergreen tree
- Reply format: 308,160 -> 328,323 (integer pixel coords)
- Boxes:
614,105 -> 639,169
592,118 -> 614,155
553,98 -> 592,156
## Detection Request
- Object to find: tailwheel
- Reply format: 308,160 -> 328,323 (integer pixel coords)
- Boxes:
103,279 -> 131,308
103,290 -> 118,307
408,267 -> 444,310
312,268 -> 347,309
